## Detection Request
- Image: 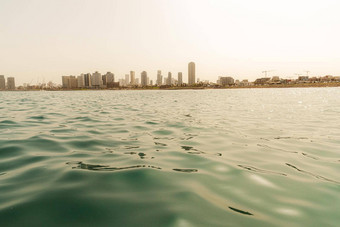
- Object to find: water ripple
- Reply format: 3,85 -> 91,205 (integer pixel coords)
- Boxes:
1,89 -> 340,226
238,165 -> 287,176
173,168 -> 198,173
67,161 -> 162,171
286,163 -> 340,184
228,206 -> 254,216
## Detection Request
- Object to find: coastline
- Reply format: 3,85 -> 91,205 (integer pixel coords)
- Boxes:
7,81 -> 340,91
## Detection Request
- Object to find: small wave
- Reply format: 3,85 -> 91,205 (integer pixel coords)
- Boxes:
73,116 -> 100,122
153,137 -> 174,140
181,146 -> 197,151
228,206 -> 253,216
0,120 -> 17,124
301,153 -> 319,160
154,142 -> 167,146
28,115 -> 46,120
146,121 -> 158,125
274,136 -> 309,140
50,128 -> 77,133
173,168 -> 198,173
286,163 -> 340,184
238,165 -> 287,176
187,151 -> 205,155
0,145 -> 24,158
124,151 -> 136,155
67,161 -> 161,171
0,120 -> 20,129
124,145 -> 140,149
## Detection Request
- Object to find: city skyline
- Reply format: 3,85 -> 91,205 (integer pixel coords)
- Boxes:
1,0 -> 340,86
3,61 -> 340,90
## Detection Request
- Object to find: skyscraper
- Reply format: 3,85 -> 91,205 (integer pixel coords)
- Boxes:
69,76 -> 77,89
77,74 -> 85,88
106,72 -> 115,84
62,76 -> 70,88
157,70 -> 162,86
130,71 -> 135,85
178,72 -> 183,86
167,72 -> 172,86
92,71 -> 103,88
0,75 -> 5,90
141,71 -> 147,87
125,74 -> 130,85
102,75 -> 107,86
7,77 -> 15,90
188,62 -> 195,86
84,73 -> 91,88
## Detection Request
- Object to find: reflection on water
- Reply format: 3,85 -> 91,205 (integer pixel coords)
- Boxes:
1,88 -> 340,226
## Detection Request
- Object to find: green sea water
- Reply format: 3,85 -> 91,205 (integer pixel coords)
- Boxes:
0,88 -> 339,227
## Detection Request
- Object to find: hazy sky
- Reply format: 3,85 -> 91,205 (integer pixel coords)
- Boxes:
1,0 -> 340,85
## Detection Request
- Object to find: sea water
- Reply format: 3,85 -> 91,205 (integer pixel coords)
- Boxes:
0,88 -> 339,226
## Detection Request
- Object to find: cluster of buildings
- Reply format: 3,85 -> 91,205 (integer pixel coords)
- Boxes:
61,62 -> 196,89
57,67 -> 340,90
3,63 -> 340,91
62,72 -> 117,89
216,75 -> 340,87
0,75 -> 15,90
251,75 -> 340,86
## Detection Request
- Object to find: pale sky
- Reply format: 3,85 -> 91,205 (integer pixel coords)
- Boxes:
1,0 -> 340,85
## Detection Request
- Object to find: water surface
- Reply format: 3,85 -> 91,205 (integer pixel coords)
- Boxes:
0,88 -> 339,226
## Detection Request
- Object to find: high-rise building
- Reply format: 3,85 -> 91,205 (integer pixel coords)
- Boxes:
0,75 -> 5,90
141,71 -> 147,87
77,74 -> 85,88
130,71 -> 135,85
91,71 -> 103,88
69,76 -> 77,88
84,73 -> 91,87
167,72 -> 172,86
102,75 -> 107,86
125,74 -> 130,85
7,77 -> 15,90
188,62 -> 195,86
157,70 -> 162,86
135,78 -> 139,85
62,76 -> 70,88
106,72 -> 115,87
178,72 -> 183,86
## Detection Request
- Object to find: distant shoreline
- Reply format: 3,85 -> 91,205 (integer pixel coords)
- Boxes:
4,82 -> 340,91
